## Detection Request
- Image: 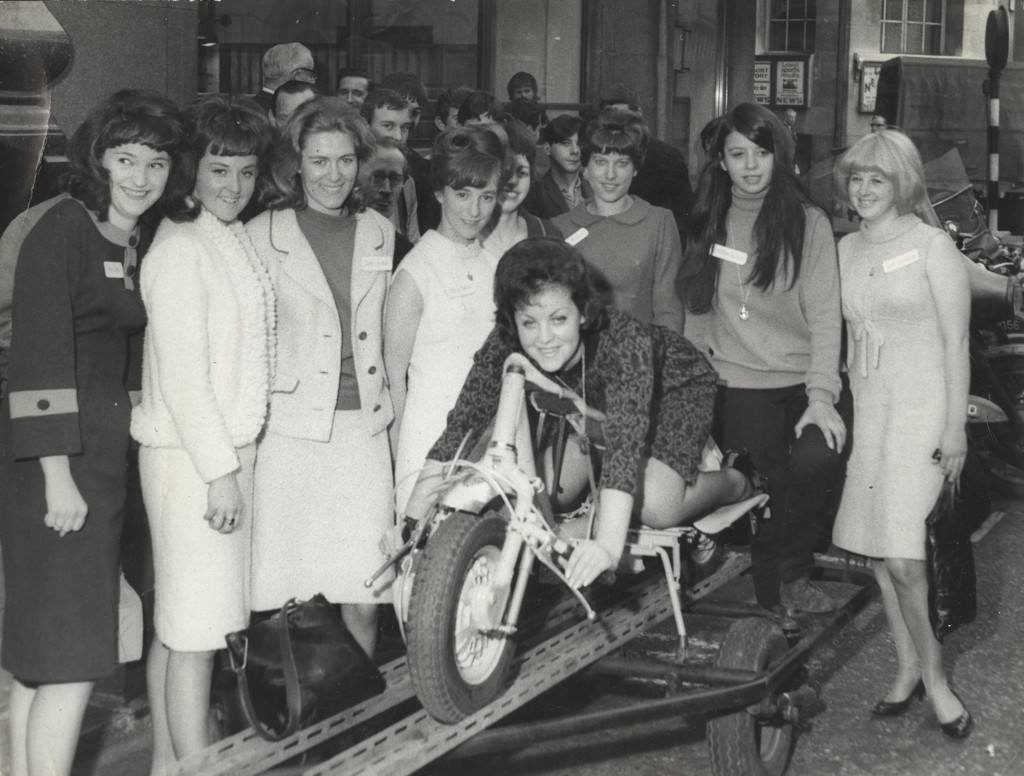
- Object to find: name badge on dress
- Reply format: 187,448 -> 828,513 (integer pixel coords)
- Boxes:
104,261 -> 125,279
565,228 -> 589,247
444,284 -> 475,299
711,244 -> 748,265
882,249 -> 921,273
359,255 -> 392,272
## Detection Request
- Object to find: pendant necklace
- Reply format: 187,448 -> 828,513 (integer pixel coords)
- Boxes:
736,263 -> 752,320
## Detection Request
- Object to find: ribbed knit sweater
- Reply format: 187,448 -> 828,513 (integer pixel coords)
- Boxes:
696,187 -> 842,403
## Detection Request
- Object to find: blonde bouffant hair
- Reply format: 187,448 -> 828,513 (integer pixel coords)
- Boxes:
833,129 -> 939,226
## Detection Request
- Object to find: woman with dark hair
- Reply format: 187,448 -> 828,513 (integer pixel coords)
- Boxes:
482,118 -> 562,258
401,238 -> 759,588
682,102 -> 846,616
131,94 -> 274,767
0,88 -> 189,776
247,97 -> 395,657
831,130 -> 971,738
385,125 -> 507,514
552,108 -> 684,333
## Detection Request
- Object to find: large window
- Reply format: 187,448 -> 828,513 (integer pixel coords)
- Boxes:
767,0 -> 815,53
881,0 -> 944,54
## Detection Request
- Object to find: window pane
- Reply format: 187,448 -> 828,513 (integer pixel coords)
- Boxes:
905,22 -> 924,53
806,1 -> 817,20
787,22 -> 804,51
907,0 -> 924,23
770,0 -> 790,18
805,20 -> 815,48
790,0 -> 806,17
769,20 -> 788,50
882,0 -> 904,22
924,23 -> 942,53
925,0 -> 942,23
881,21 -> 902,52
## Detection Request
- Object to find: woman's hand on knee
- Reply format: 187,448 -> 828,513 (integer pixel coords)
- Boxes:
795,400 -> 847,453
205,473 -> 244,533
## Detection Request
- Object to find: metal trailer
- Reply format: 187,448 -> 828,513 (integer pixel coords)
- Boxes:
170,550 -> 875,776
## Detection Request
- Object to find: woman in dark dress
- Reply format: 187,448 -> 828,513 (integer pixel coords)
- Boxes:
402,238 -> 762,589
0,90 -> 189,776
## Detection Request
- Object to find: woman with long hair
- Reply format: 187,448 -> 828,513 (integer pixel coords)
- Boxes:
247,98 -> 395,657
831,129 -> 972,738
1,89 -> 189,776
132,95 -> 275,768
682,102 -> 846,616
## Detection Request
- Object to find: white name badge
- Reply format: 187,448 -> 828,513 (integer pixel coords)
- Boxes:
104,261 -> 125,278
711,243 -> 748,265
444,283 -> 475,299
565,228 -> 589,247
882,249 -> 921,273
360,255 -> 392,272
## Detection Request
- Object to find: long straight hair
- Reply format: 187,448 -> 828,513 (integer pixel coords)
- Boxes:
683,103 -> 817,314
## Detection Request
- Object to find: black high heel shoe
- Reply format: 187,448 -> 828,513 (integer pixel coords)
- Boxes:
870,680 -> 925,717
939,709 -> 973,739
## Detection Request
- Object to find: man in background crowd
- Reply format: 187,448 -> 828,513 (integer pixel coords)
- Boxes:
252,42 -> 316,115
336,67 -> 372,107
361,88 -> 420,242
360,139 -> 414,266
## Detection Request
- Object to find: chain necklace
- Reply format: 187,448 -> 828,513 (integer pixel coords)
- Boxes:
736,263 -> 752,321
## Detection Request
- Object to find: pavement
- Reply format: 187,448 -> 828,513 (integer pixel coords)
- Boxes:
2,502 -> 1022,776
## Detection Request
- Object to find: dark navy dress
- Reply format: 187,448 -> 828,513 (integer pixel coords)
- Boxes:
0,197 -> 146,682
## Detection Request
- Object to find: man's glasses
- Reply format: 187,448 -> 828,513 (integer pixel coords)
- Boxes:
369,171 -> 406,187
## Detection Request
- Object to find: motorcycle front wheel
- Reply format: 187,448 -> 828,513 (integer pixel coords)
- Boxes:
405,511 -> 516,723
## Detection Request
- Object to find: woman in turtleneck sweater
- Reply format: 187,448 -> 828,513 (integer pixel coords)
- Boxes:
682,103 -> 846,616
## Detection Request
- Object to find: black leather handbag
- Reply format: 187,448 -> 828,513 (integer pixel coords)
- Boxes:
225,594 -> 386,740
925,481 -> 978,642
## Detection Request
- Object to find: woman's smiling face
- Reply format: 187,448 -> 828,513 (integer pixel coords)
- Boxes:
515,283 -> 584,373
720,131 -> 774,196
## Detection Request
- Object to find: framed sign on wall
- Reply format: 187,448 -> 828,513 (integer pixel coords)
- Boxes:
753,54 -> 810,109
858,62 -> 882,114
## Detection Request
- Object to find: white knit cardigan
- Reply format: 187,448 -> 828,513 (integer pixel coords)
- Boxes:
131,209 -> 275,482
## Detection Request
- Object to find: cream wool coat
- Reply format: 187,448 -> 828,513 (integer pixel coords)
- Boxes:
131,210 -> 275,481
131,209 -> 275,650
246,207 -> 395,439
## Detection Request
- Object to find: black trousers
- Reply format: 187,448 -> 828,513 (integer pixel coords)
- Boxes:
714,384 -> 844,608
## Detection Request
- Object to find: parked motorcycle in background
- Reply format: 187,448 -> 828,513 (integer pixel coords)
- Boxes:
930,148 -> 1024,495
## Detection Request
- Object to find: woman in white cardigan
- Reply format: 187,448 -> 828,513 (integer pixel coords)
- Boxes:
131,96 -> 275,768
246,98 -> 395,658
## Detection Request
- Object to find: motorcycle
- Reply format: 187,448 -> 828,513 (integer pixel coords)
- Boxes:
930,151 -> 1024,494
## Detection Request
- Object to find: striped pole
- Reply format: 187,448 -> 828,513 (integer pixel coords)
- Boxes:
989,73 -> 1000,234
986,7 -> 1008,233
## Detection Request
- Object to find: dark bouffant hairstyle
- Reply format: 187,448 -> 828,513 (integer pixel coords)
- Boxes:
580,108 -> 649,168
429,125 -> 509,193
684,102 -> 815,314
502,118 -> 537,161
379,72 -> 428,115
272,80 -> 320,118
541,114 -> 583,145
175,95 -> 274,222
265,96 -> 375,212
65,88 -> 192,222
494,237 -> 608,350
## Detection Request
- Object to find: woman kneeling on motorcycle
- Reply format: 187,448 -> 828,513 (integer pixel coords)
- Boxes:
401,237 -> 762,589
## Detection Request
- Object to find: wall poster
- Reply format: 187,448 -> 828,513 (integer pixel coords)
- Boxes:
752,54 -> 810,110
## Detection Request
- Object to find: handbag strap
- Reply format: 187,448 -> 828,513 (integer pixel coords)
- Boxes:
228,599 -> 305,741
276,600 -> 304,738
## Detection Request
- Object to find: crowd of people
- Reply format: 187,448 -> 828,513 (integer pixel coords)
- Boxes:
0,39 -> 974,776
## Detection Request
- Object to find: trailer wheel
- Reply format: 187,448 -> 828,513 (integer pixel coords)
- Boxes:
406,512 -> 515,723
707,618 -> 794,776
